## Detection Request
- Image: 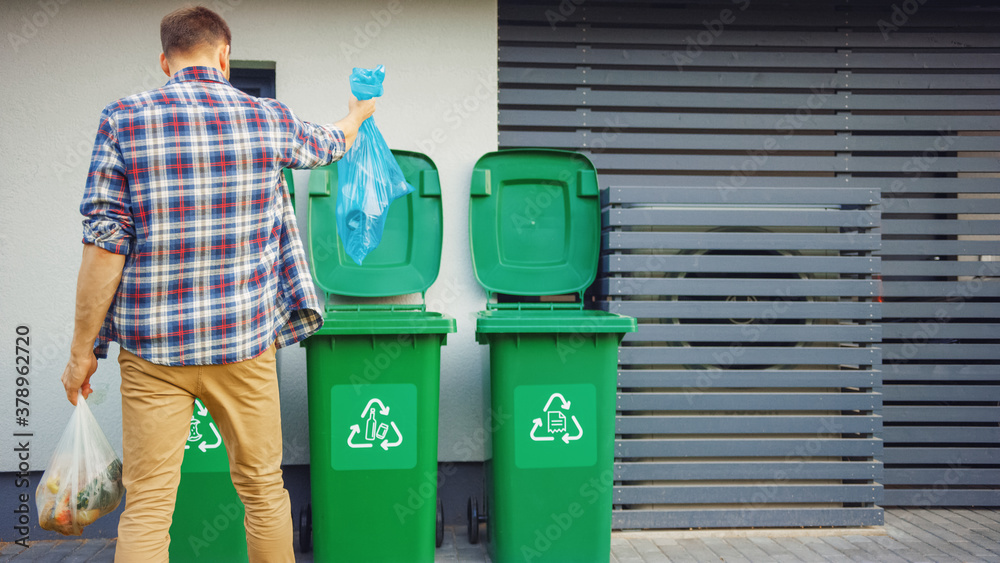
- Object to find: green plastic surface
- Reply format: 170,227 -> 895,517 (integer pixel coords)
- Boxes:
475,309 -> 637,342
314,310 -> 456,336
477,326 -> 624,563
303,329 -> 448,563
469,149 -> 601,298
308,150 -> 443,299
169,400 -> 248,562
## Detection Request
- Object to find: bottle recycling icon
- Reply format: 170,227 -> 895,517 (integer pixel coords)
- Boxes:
347,398 -> 404,451
186,399 -> 222,453
530,392 -> 583,444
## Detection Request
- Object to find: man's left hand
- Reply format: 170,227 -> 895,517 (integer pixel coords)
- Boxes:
62,352 -> 98,405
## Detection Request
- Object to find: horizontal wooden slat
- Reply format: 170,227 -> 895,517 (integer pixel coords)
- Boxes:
882,302 -> 1000,319
501,45 -> 1000,69
590,153 -> 851,173
882,364 -> 1000,381
614,484 -> 881,504
882,343 -> 1000,361
884,468 -> 1000,486
604,186 -> 879,205
613,507 -> 884,530
881,260 -> 1000,277
881,198 -> 1000,215
602,300 -> 880,320
602,254 -> 880,275
596,176 -> 1000,194
881,240 -> 1000,256
882,385 -> 1000,402
616,438 -> 881,458
603,278 -> 879,297
500,23 -> 1000,50
624,324 -> 880,343
883,219 -> 1000,236
618,369 -> 880,389
501,88 -> 852,110
882,323 -> 1000,340
499,65 -> 1000,90
616,461 -> 882,481
882,426 -> 1000,443
605,232 -> 881,251
883,489 -> 1000,507
619,346 -> 880,366
883,447 -> 999,465
617,415 -> 880,434
882,282 -> 1000,298
617,392 -> 879,411
882,406 -> 1000,423
504,130 -> 1000,152
605,208 -> 878,228
500,108 -> 1000,131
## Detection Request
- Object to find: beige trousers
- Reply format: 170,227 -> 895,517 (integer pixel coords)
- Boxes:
114,345 -> 293,563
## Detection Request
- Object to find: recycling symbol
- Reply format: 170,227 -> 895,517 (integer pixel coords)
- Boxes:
186,399 -> 223,453
530,392 -> 583,444
347,398 -> 404,451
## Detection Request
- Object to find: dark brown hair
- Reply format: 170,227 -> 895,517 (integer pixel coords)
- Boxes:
160,6 -> 231,58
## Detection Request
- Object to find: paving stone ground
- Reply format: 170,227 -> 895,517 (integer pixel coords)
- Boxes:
2,508 -> 998,562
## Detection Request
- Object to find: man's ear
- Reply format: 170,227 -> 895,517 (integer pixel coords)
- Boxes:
159,53 -> 171,77
219,44 -> 230,77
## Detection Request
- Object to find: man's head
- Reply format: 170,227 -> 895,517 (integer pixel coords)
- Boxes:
159,6 -> 231,79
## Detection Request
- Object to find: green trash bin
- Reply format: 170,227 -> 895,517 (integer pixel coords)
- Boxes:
301,150 -> 456,563
169,399 -> 248,562
468,149 -> 636,562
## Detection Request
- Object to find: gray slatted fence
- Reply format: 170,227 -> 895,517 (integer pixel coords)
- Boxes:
499,0 -> 1000,525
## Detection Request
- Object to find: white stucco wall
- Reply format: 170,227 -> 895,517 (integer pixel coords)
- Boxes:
0,0 -> 496,471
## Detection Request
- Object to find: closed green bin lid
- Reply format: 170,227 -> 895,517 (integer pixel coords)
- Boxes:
469,149 -> 601,299
308,150 -> 444,298
475,309 -> 636,343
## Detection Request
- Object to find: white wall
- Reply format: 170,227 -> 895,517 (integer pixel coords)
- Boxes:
0,0 -> 496,471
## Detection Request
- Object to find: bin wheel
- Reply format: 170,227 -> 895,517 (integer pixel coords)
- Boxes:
467,497 -> 480,544
483,495 -> 490,543
436,498 -> 445,548
299,504 -> 312,553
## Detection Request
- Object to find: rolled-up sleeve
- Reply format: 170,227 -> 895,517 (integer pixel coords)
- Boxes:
80,107 -> 134,255
268,99 -> 347,169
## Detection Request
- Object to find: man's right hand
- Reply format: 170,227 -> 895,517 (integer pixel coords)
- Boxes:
337,96 -> 377,150
349,96 -> 376,123
62,352 -> 98,405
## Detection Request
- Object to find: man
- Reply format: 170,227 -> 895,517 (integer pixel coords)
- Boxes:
59,6 -> 374,562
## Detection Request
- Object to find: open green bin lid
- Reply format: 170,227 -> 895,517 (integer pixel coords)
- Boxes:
469,149 -> 601,299
313,310 -> 456,336
308,150 -> 444,299
475,309 -> 636,343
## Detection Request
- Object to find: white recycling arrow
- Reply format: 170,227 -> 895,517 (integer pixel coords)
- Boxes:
530,418 -> 554,441
199,422 -> 222,452
195,399 -> 209,417
360,398 -> 390,418
347,424 -> 372,448
543,393 -> 571,412
561,415 -> 584,444
381,422 -> 403,450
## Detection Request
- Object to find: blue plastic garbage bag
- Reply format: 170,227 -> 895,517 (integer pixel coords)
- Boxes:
336,65 -> 414,265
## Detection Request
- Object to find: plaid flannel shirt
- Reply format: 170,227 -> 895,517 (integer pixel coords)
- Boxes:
81,66 -> 343,365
